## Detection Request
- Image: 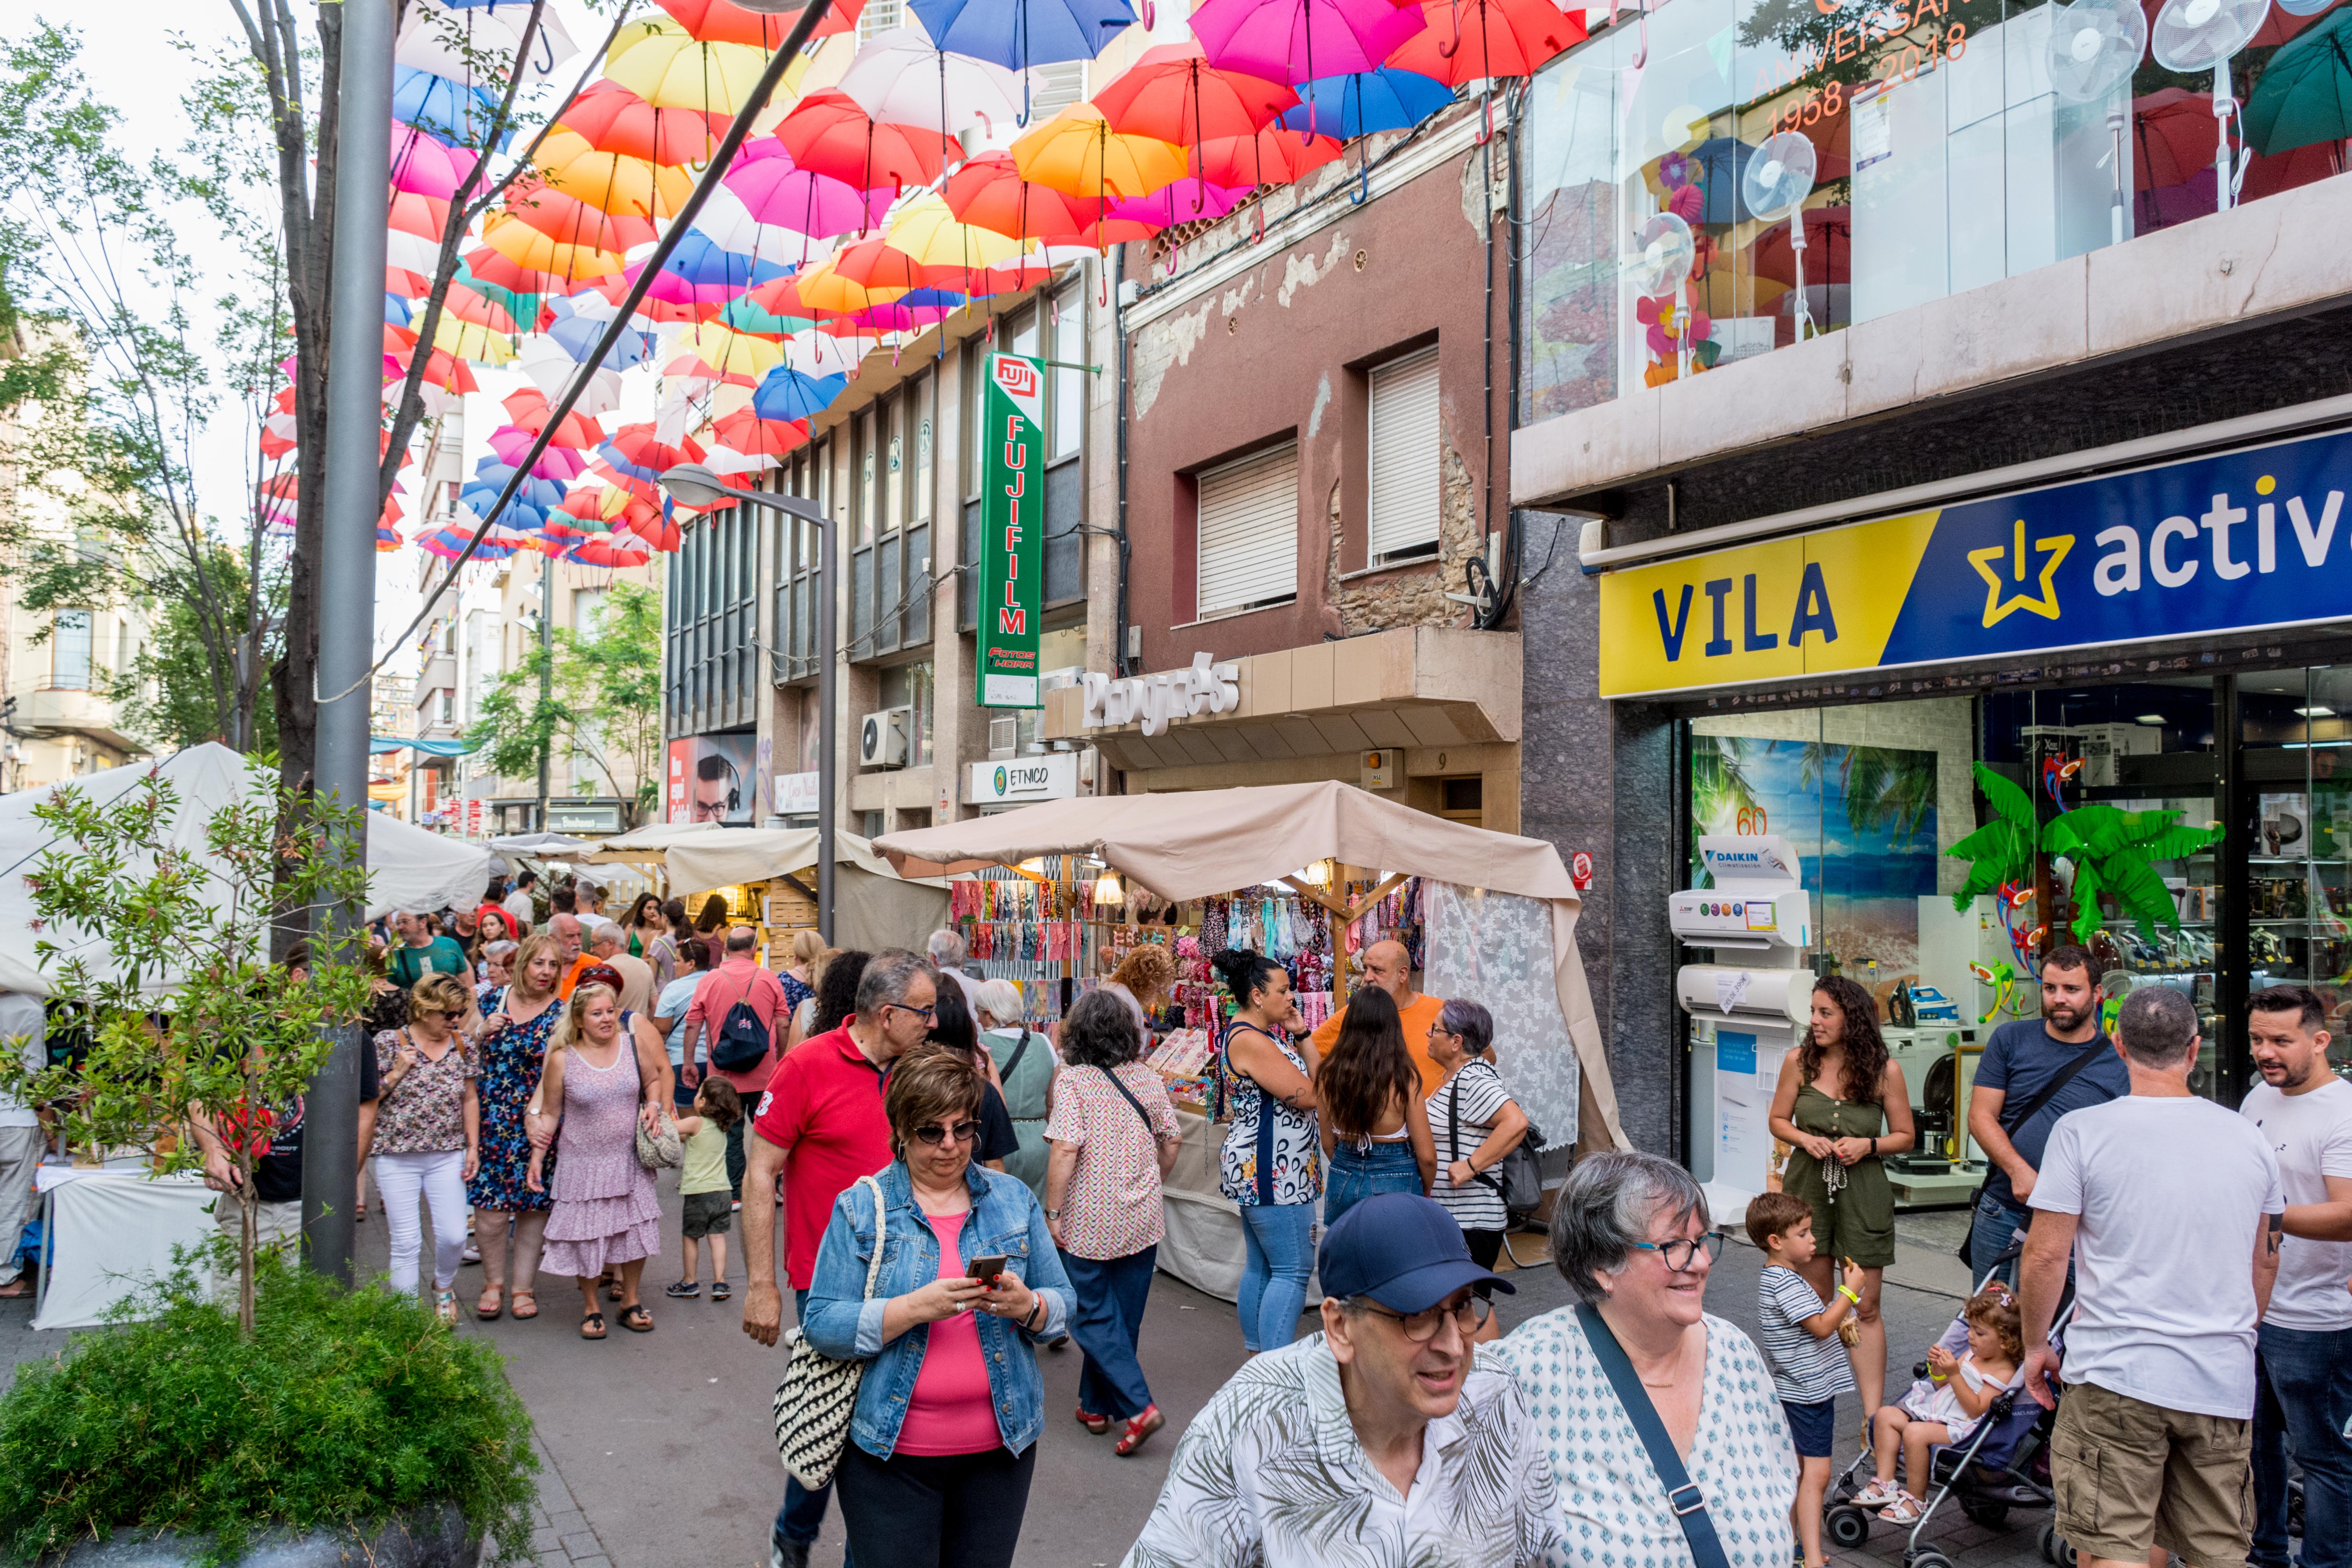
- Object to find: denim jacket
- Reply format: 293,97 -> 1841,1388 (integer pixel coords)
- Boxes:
802,1157 -> 1074,1459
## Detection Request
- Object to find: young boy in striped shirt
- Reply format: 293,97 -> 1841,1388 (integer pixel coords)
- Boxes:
1748,1191 -> 1867,1568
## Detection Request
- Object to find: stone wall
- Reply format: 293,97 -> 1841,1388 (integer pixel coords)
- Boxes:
1324,445 -> 1481,637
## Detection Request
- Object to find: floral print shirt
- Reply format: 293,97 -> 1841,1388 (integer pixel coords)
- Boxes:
370,1029 -> 477,1155
1044,1061 -> 1180,1259
1218,1023 -> 1322,1207
1490,1308 -> 1798,1568
1122,1334 -> 1562,1568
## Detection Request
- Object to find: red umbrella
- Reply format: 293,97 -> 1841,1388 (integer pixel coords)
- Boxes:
829,235 -> 950,291
1387,0 -> 1586,83
2132,89 -> 2220,191
1190,123 -> 1345,186
1748,206 -> 1851,287
657,0 -> 862,45
745,274 -> 845,321
463,245 -> 563,297
602,422 -> 706,477
942,150 -> 1100,243
778,89 -> 956,193
2243,136 -> 2345,199
553,78 -> 729,165
501,388 -> 605,449
497,175 -> 659,252
570,537 -> 655,569
710,405 -> 811,460
1093,40 -> 1299,143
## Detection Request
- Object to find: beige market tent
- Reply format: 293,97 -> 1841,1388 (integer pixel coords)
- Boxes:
872,780 -> 1626,1155
580,824 -> 949,955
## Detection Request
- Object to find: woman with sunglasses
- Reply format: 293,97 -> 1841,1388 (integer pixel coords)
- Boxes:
800,1042 -> 1074,1568
467,932 -> 565,1321
368,971 -> 482,1327
1494,1151 -> 1797,1568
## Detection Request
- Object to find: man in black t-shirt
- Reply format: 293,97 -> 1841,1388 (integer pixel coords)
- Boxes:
189,1092 -> 305,1288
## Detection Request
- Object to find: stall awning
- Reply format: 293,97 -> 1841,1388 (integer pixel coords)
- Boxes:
372,736 -> 479,757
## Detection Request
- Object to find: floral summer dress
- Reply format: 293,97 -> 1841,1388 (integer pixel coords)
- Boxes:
466,988 -> 561,1212
1218,1022 -> 1323,1207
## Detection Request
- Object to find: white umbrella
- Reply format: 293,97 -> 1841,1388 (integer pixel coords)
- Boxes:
835,28 -> 1033,137
396,0 -> 579,89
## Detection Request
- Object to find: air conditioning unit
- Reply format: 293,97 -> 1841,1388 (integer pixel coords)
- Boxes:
860,706 -> 911,768
987,715 -> 1019,760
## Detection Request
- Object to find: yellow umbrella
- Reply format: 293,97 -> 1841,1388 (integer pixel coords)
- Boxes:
535,128 -> 699,220
603,18 -> 803,118
479,212 -> 626,282
791,255 -> 909,315
674,322 -> 785,381
1011,103 -> 1187,202
881,192 -> 1036,270
433,314 -> 517,366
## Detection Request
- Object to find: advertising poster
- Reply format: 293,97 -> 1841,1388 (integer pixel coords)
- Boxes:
667,733 -> 756,825
976,352 -> 1043,708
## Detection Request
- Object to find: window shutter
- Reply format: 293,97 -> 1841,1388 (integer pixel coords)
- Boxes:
1031,60 -> 1088,119
1196,443 -> 1298,617
1367,347 -> 1442,563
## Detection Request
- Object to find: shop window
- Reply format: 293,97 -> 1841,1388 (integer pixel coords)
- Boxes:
1368,346 -> 1441,565
49,609 -> 91,691
1196,443 -> 1299,618
2239,668 -> 2352,1051
1439,776 -> 1484,823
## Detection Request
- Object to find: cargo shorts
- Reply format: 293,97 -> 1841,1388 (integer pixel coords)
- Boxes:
2051,1379 -> 2254,1568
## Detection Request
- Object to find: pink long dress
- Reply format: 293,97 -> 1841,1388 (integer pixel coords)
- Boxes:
538,1042 -> 662,1278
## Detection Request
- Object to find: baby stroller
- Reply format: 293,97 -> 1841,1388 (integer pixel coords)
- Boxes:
1823,1236 -> 2074,1568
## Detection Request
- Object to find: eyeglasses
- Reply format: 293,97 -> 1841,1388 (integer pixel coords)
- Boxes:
1357,1294 -> 1494,1343
911,1120 -> 980,1147
884,1002 -> 938,1024
1629,1232 -> 1726,1273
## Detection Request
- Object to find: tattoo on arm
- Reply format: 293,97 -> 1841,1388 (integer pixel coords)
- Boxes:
2269,1212 -> 2284,1256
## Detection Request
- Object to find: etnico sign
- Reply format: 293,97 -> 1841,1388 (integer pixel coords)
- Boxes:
1596,428 -> 2352,699
977,352 -> 1044,709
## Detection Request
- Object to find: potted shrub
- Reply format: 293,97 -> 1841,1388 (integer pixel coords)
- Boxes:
0,766 -> 537,1564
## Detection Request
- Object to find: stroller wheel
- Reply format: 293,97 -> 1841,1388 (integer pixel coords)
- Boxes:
2041,1523 -> 2078,1568
1911,1552 -> 1955,1568
1826,1506 -> 1871,1549
1961,1497 -> 2011,1530
2038,1523 -> 2056,1563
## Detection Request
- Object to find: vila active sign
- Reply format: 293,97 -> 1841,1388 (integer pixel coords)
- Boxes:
1596,428 -> 2352,697
977,352 -> 1044,708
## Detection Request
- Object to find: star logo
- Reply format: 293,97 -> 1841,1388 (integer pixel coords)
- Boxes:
1968,519 -> 2073,627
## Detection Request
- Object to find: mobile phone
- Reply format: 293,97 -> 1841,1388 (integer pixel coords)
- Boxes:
967,1254 -> 1009,1287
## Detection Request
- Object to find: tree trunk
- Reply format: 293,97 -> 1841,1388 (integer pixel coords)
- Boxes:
238,1181 -> 258,1339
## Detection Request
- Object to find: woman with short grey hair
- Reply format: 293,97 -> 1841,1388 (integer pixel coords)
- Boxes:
1494,1151 -> 1798,1567
978,977 -> 1053,1194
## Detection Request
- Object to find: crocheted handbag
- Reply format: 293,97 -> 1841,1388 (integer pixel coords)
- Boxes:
772,1175 -> 886,1487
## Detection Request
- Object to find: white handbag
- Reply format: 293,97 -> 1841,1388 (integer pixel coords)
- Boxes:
770,1174 -> 886,1488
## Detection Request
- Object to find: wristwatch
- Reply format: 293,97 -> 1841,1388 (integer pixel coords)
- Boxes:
1044,1208 -> 1063,1220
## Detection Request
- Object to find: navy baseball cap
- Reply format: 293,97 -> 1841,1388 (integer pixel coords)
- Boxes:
1318,1193 -> 1515,1314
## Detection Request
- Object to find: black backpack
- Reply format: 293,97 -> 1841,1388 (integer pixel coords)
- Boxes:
710,973 -> 772,1073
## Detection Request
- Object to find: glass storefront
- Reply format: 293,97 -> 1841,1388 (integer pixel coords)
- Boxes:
1517,0 -> 2346,421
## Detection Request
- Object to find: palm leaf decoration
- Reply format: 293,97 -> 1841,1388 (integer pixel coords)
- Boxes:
1947,762 -> 2221,942
1948,764 -> 2038,908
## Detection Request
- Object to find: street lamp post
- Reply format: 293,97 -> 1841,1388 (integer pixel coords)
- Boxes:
659,464 -> 836,942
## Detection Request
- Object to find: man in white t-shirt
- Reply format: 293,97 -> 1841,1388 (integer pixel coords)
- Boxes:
2239,984 -> 2352,1568
0,992 -> 45,1299
2022,984 -> 2283,1568
501,870 -> 537,937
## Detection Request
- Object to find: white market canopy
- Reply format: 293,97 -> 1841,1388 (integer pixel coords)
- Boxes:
0,743 -> 494,996
873,781 -> 1628,1154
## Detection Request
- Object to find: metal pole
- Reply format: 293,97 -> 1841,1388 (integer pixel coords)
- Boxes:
817,508 -> 836,944
304,0 -> 394,1288
536,550 -> 553,830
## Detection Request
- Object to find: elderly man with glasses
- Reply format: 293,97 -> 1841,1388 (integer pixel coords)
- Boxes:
742,949 -> 938,1568
1124,1192 -> 1561,1568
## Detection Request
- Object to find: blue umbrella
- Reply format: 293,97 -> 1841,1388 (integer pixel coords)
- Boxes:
385,292 -> 413,327
752,367 -> 849,423
542,299 -> 656,370
392,67 -> 514,152
1276,68 -> 1453,139
909,0 -> 1138,122
646,229 -> 794,292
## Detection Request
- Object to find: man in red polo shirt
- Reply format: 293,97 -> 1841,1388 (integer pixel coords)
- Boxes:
740,949 -> 936,1568
676,926 -> 786,1201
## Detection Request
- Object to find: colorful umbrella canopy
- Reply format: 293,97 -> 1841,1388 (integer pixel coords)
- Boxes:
1190,122 -> 1345,185
388,191 -> 453,240
1191,0 -> 1427,85
483,428 -> 590,479
881,192 -> 1040,282
2244,7 -> 2352,156
658,0 -> 865,47
569,537 -> 655,569
553,78 -> 730,166
835,27 -> 1032,135
501,387 -> 607,447
752,365 -> 850,421
909,0 -> 1138,77
628,228 -> 794,305
708,405 -> 811,460
391,119 -> 483,199
432,314 -> 517,365
1013,103 -> 1189,200
392,67 -> 512,149
1277,67 -> 1452,138
672,321 -> 788,381
541,306 -> 659,370
478,212 -> 627,282
604,18 -> 788,117
535,129 -> 700,219
831,234 -> 949,290
724,138 -> 899,237
781,328 -> 870,377
942,150 -> 1102,242
778,89 -> 958,191
1385,0 -> 1584,84
496,175 -> 658,250
1093,40 -> 1299,143
396,0 -> 578,90
832,294 -> 967,334
715,293 -> 821,335
791,255 -> 913,313
1106,176 -> 1251,226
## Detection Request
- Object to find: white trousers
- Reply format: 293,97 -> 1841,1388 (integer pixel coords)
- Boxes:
376,1149 -> 468,1293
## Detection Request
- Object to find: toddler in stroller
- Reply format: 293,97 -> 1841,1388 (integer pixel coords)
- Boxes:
1853,1283 -> 2026,1522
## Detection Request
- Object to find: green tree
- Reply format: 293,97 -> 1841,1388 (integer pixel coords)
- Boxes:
106,545 -> 281,754
465,580 -> 664,816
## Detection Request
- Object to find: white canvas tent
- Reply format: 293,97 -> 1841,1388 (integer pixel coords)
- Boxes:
0,743 -> 494,996
565,824 -> 950,955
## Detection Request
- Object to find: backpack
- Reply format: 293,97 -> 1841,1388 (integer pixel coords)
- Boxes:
710,971 -> 773,1074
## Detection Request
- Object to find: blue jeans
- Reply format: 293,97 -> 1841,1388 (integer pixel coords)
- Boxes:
1323,1142 -> 1423,1232
775,1289 -> 848,1560
1967,1191 -> 2027,1285
2254,1322 -> 2352,1568
1238,1202 -> 1316,1354
1061,1245 -> 1157,1420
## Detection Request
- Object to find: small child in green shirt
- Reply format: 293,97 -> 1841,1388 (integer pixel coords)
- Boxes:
666,1078 -> 742,1301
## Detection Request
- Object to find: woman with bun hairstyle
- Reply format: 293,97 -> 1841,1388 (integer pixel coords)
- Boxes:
1210,948 -> 1323,1354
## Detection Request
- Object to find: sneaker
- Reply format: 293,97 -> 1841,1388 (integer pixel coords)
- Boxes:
731,1199 -> 743,1212
665,1280 -> 701,1299
433,1289 -> 459,1327
769,1537 -> 811,1568
711,1280 -> 731,1302
1851,1477 -> 1903,1509
462,1242 -> 481,1264
1879,1490 -> 1926,1525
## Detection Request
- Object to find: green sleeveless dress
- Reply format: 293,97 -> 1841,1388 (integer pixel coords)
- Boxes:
1780,1081 -> 1897,1268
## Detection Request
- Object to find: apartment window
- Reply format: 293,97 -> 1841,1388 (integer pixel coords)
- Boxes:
50,609 -> 91,691
1050,282 -> 1084,462
1196,443 -> 1299,618
665,498 -> 760,739
572,586 -> 606,638
773,446 -> 828,685
858,0 -> 902,39
1032,60 -> 1087,118
1367,346 -> 1442,564
436,690 -> 455,727
848,376 -> 935,661
439,619 -> 457,654
880,660 -> 934,768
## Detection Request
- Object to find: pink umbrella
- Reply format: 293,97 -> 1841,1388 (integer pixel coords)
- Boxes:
722,138 -> 897,239
390,120 -> 481,200
832,298 -> 965,333
1191,0 -> 1427,85
486,427 -> 590,480
1107,176 -> 1250,226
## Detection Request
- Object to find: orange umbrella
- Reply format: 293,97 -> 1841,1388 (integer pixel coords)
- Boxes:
1013,103 -> 1189,201
537,131 -> 699,219
479,214 -> 627,283
552,79 -> 728,165
496,176 -> 657,250
942,151 -> 1099,243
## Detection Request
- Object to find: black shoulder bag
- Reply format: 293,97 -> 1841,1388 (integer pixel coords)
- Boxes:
1953,1036 -> 2109,1261
1099,1064 -> 1161,1134
1574,1304 -> 1733,1568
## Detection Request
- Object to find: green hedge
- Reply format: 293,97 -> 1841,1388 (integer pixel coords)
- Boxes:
0,1256 -> 537,1566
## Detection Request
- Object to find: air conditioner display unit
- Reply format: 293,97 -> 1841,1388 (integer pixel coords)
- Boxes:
860,706 -> 911,768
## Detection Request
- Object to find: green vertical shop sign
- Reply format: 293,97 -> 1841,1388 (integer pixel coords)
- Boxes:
976,351 -> 1043,709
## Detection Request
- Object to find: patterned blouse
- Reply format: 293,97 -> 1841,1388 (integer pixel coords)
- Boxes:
1490,1308 -> 1798,1568
1044,1061 -> 1180,1259
1218,1023 -> 1322,1208
370,1029 -> 478,1155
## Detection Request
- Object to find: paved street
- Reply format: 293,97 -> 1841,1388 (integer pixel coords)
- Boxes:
1,1175 -> 2058,1568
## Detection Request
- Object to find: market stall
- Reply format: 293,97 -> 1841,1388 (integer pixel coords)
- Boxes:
873,781 -> 1626,1299
576,824 -> 949,959
30,1165 -> 215,1330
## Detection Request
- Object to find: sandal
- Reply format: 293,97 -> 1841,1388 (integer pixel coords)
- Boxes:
606,1277 -> 625,1302
1115,1404 -> 1165,1456
509,1291 -> 537,1320
579,1311 -> 606,1339
1076,1406 -> 1110,1435
433,1289 -> 459,1327
1850,1478 -> 1902,1510
665,1280 -> 702,1299
711,1281 -> 731,1302
1879,1490 -> 1925,1525
475,1286 -> 504,1321
618,1303 -> 654,1333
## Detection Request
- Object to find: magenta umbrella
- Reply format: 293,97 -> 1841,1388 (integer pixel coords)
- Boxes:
485,427 -> 590,481
390,119 -> 482,200
722,137 -> 897,240
1190,0 -> 1427,85
1107,176 -> 1250,226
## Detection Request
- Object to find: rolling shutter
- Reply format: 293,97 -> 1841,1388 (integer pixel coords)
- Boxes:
1368,347 -> 1441,563
1196,443 -> 1298,617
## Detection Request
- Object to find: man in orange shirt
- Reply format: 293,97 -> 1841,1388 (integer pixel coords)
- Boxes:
1310,939 -> 1448,1094
551,913 -> 593,999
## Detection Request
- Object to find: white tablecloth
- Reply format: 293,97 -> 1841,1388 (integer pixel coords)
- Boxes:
32,1169 -> 216,1330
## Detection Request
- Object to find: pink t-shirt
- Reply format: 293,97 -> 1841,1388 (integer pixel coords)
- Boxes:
893,1212 -> 1004,1457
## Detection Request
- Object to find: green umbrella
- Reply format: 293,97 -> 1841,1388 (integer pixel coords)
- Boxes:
2245,5 -> 2352,156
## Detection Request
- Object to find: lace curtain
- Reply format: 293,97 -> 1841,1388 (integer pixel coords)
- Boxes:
1423,883 -> 1578,1151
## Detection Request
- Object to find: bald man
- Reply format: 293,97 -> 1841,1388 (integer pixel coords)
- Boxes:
1311,939 -> 1448,1094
